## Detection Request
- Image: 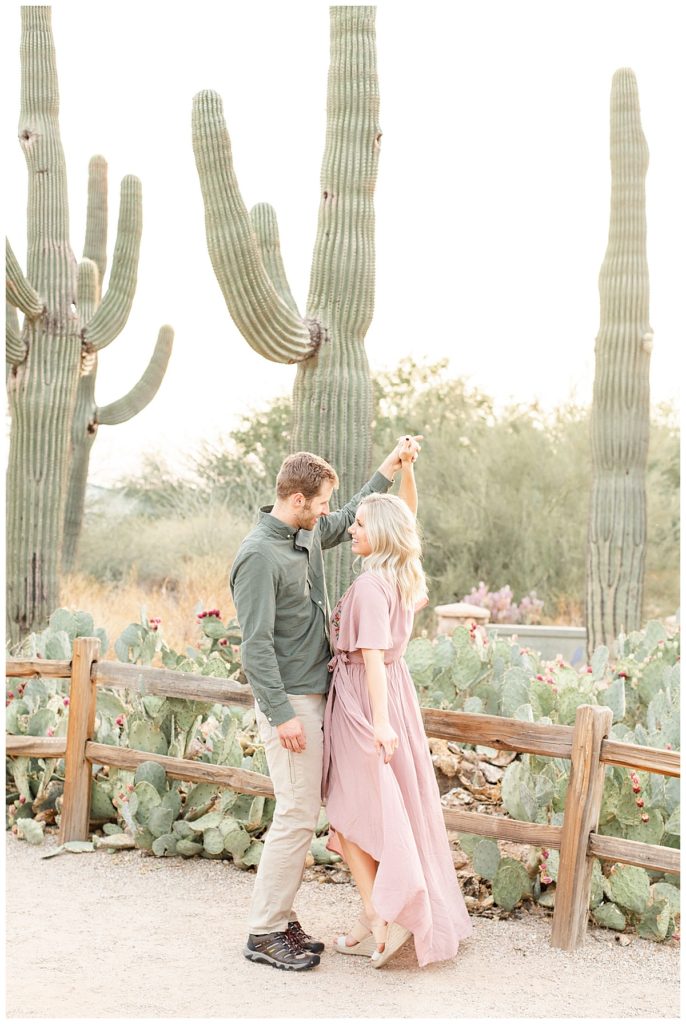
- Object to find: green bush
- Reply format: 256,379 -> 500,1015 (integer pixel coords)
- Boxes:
95,360 -> 679,618
77,507 -> 252,585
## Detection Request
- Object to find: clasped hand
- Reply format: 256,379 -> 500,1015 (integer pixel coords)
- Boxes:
395,434 -> 423,468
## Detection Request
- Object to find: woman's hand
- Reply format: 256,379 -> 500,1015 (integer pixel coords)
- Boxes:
397,434 -> 422,464
373,720 -> 399,764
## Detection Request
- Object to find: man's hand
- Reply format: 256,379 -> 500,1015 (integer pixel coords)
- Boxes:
276,716 -> 307,753
378,434 -> 423,478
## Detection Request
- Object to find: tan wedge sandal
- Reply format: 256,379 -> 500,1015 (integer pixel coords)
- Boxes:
369,920 -> 412,968
334,913 -> 377,956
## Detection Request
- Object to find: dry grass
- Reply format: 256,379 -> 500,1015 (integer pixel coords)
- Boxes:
60,558 -> 236,658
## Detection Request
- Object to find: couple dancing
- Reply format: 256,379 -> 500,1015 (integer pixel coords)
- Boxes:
230,437 -> 472,971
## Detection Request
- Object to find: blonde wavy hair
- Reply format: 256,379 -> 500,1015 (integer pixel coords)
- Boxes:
355,493 -> 428,609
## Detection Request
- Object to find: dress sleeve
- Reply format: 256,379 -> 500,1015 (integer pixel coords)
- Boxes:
337,573 -> 393,652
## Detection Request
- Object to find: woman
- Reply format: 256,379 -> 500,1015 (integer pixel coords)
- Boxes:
322,442 -> 473,968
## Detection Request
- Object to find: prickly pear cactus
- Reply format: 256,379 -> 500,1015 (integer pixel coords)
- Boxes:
586,68 -> 652,655
192,7 -> 381,599
440,622 -> 679,940
6,8 -> 172,640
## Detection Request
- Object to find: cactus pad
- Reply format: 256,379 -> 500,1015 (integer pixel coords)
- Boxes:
607,864 -> 651,914
492,857 -> 532,911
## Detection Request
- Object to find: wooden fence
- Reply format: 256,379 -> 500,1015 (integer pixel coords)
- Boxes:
6,637 -> 680,951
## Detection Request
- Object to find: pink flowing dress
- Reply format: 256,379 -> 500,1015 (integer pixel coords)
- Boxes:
322,571 -> 473,967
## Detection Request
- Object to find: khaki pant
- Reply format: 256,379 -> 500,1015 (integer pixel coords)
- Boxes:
249,693 -> 326,935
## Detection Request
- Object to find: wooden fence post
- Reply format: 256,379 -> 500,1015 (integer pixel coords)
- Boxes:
551,703 -> 613,950
59,637 -> 100,843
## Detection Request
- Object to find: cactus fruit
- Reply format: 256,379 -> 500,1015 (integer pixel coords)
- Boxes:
586,69 -> 652,654
192,7 -> 382,598
6,9 -> 172,639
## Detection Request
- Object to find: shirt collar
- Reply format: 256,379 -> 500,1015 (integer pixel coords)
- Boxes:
258,505 -> 296,540
258,505 -> 315,550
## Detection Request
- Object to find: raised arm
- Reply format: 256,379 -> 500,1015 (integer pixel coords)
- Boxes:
318,434 -> 422,549
397,439 -> 419,517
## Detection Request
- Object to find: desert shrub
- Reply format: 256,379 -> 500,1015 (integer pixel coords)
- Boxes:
77,506 -> 252,586
80,361 -> 679,620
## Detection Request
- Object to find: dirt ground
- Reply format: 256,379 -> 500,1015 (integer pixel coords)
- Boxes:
5,832 -> 681,1020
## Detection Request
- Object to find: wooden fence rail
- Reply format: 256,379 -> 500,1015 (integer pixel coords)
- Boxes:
6,639 -> 681,951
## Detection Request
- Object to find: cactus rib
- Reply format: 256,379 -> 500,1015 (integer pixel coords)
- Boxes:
6,238 -> 43,319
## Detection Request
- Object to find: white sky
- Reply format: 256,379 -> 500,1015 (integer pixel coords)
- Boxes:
3,0 -> 684,485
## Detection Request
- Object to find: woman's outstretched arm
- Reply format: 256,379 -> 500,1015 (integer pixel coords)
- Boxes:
397,450 -> 418,517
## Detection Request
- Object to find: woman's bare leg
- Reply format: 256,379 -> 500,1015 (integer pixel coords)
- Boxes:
337,832 -> 387,951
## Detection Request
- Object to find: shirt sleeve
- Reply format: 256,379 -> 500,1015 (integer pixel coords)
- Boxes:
318,470 -> 393,550
229,548 -> 296,727
337,573 -> 393,652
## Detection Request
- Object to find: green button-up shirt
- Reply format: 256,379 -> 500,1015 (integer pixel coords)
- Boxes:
229,471 -> 392,726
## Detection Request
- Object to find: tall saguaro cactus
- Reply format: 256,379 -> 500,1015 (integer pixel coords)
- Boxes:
6,7 -> 172,640
192,6 -> 381,597
586,69 -> 652,654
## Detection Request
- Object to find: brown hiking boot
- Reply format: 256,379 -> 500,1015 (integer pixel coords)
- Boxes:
286,919 -> 325,955
243,930 -> 320,971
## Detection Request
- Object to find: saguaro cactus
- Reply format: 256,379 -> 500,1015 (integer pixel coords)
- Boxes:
586,69 -> 652,654
192,6 -> 381,597
6,7 -> 172,639
63,156 -> 173,570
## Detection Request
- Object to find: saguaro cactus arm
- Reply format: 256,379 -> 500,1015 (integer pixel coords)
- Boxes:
82,175 -> 142,351
83,155 -> 108,281
6,238 -> 43,319
250,204 -> 300,315
192,89 -> 317,364
76,258 -> 100,377
97,325 -> 174,425
77,258 -> 101,312
6,301 -> 26,365
305,5 -> 381,337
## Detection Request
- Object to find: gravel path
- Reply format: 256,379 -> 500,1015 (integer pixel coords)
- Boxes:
5,833 -> 680,1019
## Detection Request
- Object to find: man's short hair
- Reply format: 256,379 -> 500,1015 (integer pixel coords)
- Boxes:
276,452 -> 339,500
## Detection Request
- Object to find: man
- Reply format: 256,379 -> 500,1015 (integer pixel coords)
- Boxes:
230,439 -> 421,971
